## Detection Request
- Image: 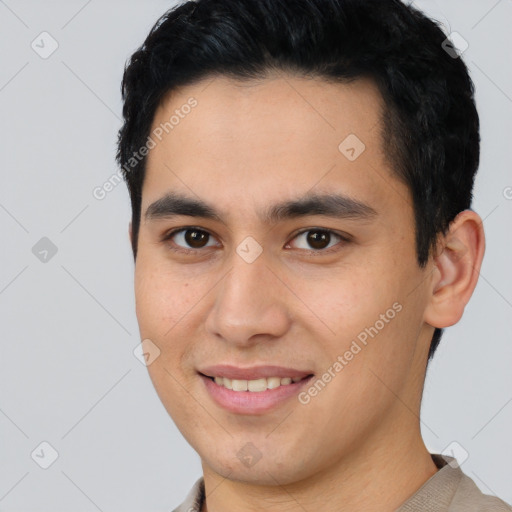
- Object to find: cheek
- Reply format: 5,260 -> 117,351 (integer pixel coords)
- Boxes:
298,263 -> 393,338
297,258 -> 420,374
134,264 -> 203,419
135,260 -> 191,332
134,258 -> 217,370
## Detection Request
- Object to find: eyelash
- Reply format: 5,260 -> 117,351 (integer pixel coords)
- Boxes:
161,226 -> 351,256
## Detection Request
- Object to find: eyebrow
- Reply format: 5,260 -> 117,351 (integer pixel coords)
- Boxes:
144,191 -> 377,224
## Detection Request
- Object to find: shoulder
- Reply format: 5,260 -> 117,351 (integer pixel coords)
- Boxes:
397,454 -> 512,512
450,471 -> 512,512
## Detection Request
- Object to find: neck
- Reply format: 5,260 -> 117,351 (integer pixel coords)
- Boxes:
201,418 -> 438,512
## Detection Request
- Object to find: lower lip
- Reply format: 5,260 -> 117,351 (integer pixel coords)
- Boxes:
200,374 -> 314,415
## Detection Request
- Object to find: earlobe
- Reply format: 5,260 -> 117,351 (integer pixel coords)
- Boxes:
424,210 -> 485,329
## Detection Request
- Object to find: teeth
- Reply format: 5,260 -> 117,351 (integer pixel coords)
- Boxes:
232,379 -> 248,391
248,378 -> 267,392
267,377 -> 281,389
212,376 -> 306,392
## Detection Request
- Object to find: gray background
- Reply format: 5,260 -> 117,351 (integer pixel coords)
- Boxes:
0,0 -> 510,510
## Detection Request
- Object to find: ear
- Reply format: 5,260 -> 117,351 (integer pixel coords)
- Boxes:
424,210 -> 485,329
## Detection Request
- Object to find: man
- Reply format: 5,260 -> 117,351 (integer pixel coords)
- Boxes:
116,0 -> 511,510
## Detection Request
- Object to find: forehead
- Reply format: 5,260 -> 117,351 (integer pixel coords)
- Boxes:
142,73 -> 406,220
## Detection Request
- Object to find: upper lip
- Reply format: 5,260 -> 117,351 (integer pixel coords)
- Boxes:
198,365 -> 314,381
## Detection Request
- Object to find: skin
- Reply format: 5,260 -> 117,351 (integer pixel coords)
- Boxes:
130,73 -> 485,512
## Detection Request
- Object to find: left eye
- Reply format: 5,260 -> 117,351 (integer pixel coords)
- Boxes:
287,229 -> 346,252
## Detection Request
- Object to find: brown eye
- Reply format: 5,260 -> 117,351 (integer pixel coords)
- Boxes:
288,228 -> 348,253
306,230 -> 331,249
184,229 -> 210,248
165,227 -> 218,252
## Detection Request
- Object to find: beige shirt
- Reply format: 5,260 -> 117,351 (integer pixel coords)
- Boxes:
172,454 -> 512,511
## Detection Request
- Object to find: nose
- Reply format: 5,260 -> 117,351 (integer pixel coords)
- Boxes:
204,248 -> 292,347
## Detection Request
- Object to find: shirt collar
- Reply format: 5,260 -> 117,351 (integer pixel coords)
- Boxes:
395,453 -> 463,511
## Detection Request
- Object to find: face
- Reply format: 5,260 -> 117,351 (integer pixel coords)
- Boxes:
134,73 -> 435,485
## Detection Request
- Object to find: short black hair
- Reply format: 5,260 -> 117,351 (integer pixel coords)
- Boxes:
116,0 -> 480,361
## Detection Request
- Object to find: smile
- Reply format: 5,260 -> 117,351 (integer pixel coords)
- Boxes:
209,375 -> 307,392
198,369 -> 315,414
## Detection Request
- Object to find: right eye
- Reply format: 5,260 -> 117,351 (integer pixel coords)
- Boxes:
162,227 -> 220,254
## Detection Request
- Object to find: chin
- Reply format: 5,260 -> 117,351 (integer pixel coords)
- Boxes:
198,437 -> 321,486
204,458 -> 302,486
